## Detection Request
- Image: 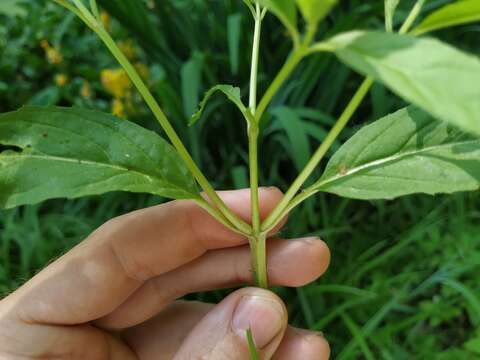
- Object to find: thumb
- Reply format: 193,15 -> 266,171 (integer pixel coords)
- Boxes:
174,287 -> 288,360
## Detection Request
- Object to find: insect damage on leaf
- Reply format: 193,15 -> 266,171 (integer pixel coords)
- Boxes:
338,164 -> 348,176
0,144 -> 23,156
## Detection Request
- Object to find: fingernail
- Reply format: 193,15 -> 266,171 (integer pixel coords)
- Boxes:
292,326 -> 325,339
232,295 -> 284,348
301,236 -> 321,245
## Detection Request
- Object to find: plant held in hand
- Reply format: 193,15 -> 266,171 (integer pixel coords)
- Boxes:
1,0 -> 480,292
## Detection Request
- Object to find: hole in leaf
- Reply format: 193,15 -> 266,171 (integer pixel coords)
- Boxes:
0,144 -> 23,155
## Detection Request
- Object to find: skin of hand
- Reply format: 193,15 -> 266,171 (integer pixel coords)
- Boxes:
0,188 -> 331,360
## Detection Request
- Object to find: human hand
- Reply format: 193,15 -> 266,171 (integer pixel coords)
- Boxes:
0,188 -> 330,359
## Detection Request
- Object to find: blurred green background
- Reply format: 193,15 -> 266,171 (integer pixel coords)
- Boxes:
1,0 -> 480,358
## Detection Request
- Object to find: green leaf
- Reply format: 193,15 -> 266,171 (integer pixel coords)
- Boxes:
181,52 -> 204,117
227,13 -> 242,75
258,0 -> 298,39
0,107 -> 198,209
413,0 -> 480,35
0,0 -> 27,17
313,106 -> 480,200
326,31 -> 480,135
189,85 -> 252,126
384,0 -> 399,32
296,0 -> 337,26
465,336 -> 480,355
272,107 -> 310,172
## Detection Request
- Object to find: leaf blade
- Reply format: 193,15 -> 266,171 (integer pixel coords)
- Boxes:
272,107 -> 310,172
326,31 -> 480,135
296,0 -> 337,26
0,107 -> 198,209
313,106 -> 480,200
258,0 -> 298,39
413,0 -> 480,35
189,85 -> 251,126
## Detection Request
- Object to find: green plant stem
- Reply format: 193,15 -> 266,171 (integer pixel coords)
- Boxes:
247,21 -> 318,287
254,23 -> 318,124
249,233 -> 268,288
194,198 -> 245,235
89,0 -> 99,19
255,49 -> 305,123
249,3 -> 262,233
249,125 -> 261,233
248,3 -> 265,287
248,125 -> 265,288
59,1 -> 252,235
303,23 -> 318,47
249,3 -> 262,113
399,0 -> 425,34
261,77 -> 374,232
53,0 -> 89,23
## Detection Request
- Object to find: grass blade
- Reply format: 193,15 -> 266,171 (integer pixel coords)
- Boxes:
247,328 -> 260,360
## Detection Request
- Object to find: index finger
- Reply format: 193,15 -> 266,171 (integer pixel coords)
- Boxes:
3,188 -> 285,325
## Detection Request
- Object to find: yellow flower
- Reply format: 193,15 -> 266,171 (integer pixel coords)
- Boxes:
40,40 -> 63,65
101,68 -> 132,98
40,40 -> 49,49
112,98 -> 126,118
119,40 -> 137,60
55,74 -> 68,87
100,11 -> 110,30
81,81 -> 92,98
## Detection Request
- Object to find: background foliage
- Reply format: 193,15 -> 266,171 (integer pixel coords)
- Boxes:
1,0 -> 479,358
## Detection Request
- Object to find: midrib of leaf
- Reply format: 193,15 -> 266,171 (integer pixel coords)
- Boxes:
0,153 -> 188,193
11,110 -> 160,168
348,115 -> 435,168
314,138 -> 479,191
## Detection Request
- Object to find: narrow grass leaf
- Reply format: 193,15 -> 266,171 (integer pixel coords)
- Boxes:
339,311 -> 376,360
326,31 -> 480,135
314,106 -> 480,200
181,52 -> 204,117
442,278 -> 480,326
227,13 -> 242,75
297,287 -> 315,328
272,107 -> 310,172
246,328 -> 260,360
413,0 -> 480,35
231,165 -> 249,189
0,107 -> 198,209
